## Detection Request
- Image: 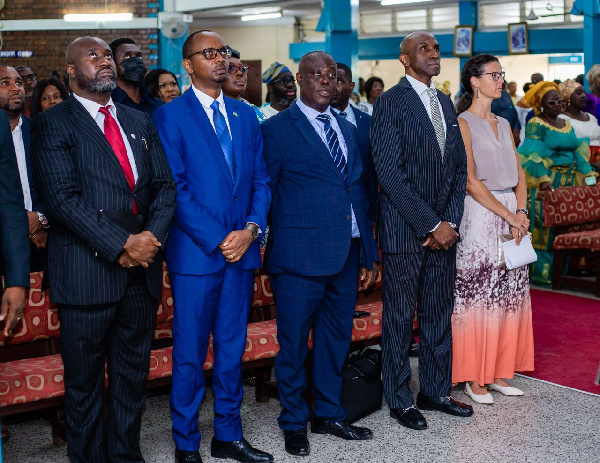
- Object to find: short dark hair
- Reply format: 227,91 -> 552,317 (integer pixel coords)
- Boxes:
182,30 -> 212,60
30,78 -> 70,118
229,48 -> 241,59
144,68 -> 179,99
364,76 -> 384,99
336,63 -> 352,81
109,37 -> 137,57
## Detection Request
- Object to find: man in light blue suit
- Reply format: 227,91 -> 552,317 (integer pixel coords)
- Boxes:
153,30 -> 272,463
262,51 -> 379,457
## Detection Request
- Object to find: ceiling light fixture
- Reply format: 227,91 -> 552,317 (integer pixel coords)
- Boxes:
64,13 -> 133,22
526,1 -> 539,20
241,12 -> 282,21
381,0 -> 433,6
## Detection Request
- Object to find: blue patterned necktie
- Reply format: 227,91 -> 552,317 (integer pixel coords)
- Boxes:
316,113 -> 347,179
210,100 -> 234,177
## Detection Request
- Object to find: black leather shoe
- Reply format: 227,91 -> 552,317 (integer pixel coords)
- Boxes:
211,437 -> 273,463
311,417 -> 373,440
416,393 -> 474,417
389,406 -> 428,430
175,449 -> 202,463
284,428 -> 310,456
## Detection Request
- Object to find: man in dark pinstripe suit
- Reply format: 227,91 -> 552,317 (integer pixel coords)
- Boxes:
30,37 -> 177,462
371,31 -> 473,431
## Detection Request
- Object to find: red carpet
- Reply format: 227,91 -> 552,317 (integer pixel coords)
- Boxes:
521,290 -> 600,394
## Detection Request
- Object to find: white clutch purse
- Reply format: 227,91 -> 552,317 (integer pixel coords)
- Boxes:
497,233 -> 537,269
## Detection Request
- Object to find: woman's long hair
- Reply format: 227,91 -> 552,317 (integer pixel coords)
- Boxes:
456,54 -> 500,115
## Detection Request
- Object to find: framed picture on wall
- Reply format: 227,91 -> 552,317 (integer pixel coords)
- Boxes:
508,22 -> 529,54
453,25 -> 473,57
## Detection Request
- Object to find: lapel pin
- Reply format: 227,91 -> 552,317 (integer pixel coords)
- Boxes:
141,137 -> 148,150
131,134 -> 136,139
233,112 -> 239,117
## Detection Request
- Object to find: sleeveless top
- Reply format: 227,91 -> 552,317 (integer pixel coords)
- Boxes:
459,111 -> 519,191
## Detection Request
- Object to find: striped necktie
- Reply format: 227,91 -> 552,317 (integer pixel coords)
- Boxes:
316,113 -> 347,179
210,100 -> 234,178
426,87 -> 445,157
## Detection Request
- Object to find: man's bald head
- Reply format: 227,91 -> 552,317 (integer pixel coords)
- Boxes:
398,31 -> 440,83
298,51 -> 333,76
399,31 -> 436,57
66,36 -> 110,63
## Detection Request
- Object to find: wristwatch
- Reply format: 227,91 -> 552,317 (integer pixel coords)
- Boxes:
446,221 -> 457,230
245,223 -> 259,241
516,208 -> 529,216
36,211 -> 50,229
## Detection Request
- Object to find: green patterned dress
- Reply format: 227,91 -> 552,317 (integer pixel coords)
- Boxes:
517,117 -> 596,285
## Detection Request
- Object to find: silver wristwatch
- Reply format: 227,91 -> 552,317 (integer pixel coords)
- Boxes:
245,223 -> 259,241
36,211 -> 50,229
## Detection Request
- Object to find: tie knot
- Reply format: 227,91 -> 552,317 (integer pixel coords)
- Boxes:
427,88 -> 437,97
99,105 -> 112,116
339,112 -> 347,118
210,100 -> 220,111
316,113 -> 331,124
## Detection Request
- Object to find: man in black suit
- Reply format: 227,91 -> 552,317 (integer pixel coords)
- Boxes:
371,31 -> 472,431
30,36 -> 177,462
330,62 -> 377,225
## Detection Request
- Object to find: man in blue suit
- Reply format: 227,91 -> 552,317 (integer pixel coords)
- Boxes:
371,31 -> 472,432
330,62 -> 377,225
262,51 -> 379,456
153,31 -> 272,463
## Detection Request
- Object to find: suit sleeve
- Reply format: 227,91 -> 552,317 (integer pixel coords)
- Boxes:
370,95 -> 440,237
442,125 -> 468,227
0,111 -> 30,288
153,107 -> 229,254
30,111 -> 131,262
244,114 -> 271,231
139,113 -> 177,245
261,121 -> 283,199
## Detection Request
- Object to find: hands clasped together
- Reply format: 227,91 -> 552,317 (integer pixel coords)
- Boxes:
423,221 -> 459,251
219,229 -> 254,263
119,231 -> 162,268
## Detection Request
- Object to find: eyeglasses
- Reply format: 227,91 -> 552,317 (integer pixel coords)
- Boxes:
187,47 -> 232,60
307,71 -> 337,81
20,74 -> 37,83
272,76 -> 295,85
478,71 -> 505,82
228,64 -> 250,75
546,99 -> 564,106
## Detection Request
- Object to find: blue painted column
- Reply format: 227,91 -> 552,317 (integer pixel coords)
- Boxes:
573,0 -> 600,91
458,0 -> 479,82
158,0 -> 189,88
316,0 -> 359,86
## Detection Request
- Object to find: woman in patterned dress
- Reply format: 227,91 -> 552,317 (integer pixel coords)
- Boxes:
453,54 -> 535,404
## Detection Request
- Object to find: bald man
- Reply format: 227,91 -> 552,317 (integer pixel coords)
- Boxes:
30,36 -> 176,462
371,31 -> 472,431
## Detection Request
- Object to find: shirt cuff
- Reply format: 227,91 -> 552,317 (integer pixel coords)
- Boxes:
429,221 -> 441,233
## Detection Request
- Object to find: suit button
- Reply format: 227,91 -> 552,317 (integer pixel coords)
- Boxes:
346,187 -> 350,192
233,196 -> 238,201
346,214 -> 351,220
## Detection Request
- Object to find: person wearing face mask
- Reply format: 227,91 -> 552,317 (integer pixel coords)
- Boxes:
109,37 -> 164,117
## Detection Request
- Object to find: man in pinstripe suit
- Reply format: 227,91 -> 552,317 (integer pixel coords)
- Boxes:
30,37 -> 177,462
371,31 -> 473,431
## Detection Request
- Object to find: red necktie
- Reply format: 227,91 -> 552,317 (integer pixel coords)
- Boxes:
99,106 -> 138,213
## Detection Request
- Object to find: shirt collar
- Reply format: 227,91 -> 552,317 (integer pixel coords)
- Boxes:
12,115 -> 23,134
72,92 -> 117,120
191,85 -> 225,110
405,74 -> 436,96
296,96 -> 333,121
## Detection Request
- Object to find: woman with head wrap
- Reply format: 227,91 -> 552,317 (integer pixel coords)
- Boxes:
517,81 -> 598,285
584,64 -> 600,124
559,79 -> 600,166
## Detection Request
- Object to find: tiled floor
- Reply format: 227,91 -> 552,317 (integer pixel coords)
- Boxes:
3,358 -> 599,463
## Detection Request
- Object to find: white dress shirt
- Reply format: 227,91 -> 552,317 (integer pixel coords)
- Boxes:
72,93 -> 138,182
296,98 -> 360,238
191,85 -> 231,137
331,105 -> 357,127
12,116 -> 32,211
405,74 -> 447,136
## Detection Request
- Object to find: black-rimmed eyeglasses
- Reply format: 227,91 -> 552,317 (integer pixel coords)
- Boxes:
478,71 -> 505,82
187,47 -> 232,60
228,64 -> 250,75
272,76 -> 296,85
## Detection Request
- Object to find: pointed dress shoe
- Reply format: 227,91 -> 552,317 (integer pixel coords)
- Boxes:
284,428 -> 310,456
311,417 -> 373,440
175,449 -> 203,463
417,393 -> 474,417
464,382 -> 494,405
211,437 -> 273,463
488,382 -> 524,396
390,406 -> 428,430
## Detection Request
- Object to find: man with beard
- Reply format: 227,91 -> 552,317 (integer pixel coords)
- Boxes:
30,36 -> 177,462
370,31 -> 472,432
0,66 -> 49,272
260,61 -> 296,119
15,66 -> 37,117
261,51 -> 379,456
109,37 -> 164,117
153,30 -> 271,463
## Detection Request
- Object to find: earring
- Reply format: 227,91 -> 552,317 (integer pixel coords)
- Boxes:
475,88 -> 479,98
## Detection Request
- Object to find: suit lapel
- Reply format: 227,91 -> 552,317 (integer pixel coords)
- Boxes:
401,78 -> 443,160
224,98 -> 242,191
290,103 -> 346,183
440,94 -> 456,157
332,111 -> 354,183
185,91 -> 233,184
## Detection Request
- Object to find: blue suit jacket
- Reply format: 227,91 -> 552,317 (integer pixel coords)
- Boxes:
371,77 -> 467,253
153,90 -> 271,275
262,102 -> 378,276
21,116 -> 45,215
351,106 -> 378,224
